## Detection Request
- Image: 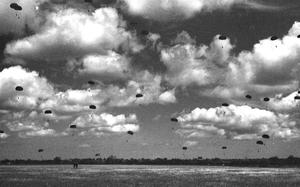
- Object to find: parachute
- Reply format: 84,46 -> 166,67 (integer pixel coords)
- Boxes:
0,130 -> 4,134
294,96 -> 300,100
219,35 -> 227,40
170,118 -> 178,122
89,105 -> 96,110
262,134 -> 270,139
10,3 -> 22,11
127,131 -> 134,135
222,103 -> 229,107
182,146 -> 187,150
38,149 -> 44,152
256,140 -> 264,145
270,36 -> 278,41
222,146 -> 227,149
44,110 -> 52,114
88,80 -> 96,85
136,93 -> 143,98
15,86 -> 23,91
70,125 -> 77,129
245,94 -> 252,99
263,97 -> 270,102
85,0 -> 93,3
95,153 -> 100,157
298,35 -> 300,38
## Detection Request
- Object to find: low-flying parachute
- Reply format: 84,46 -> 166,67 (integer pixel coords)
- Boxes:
15,86 -> 23,91
136,93 -> 143,98
263,97 -> 270,102
298,90 -> 300,94
88,80 -> 95,85
270,36 -> 278,41
0,130 -> 4,134
38,149 -> 44,152
297,35 -> 300,38
245,94 -> 252,99
262,134 -> 270,139
294,96 -> 300,100
44,110 -> 52,114
222,146 -> 227,149
182,146 -> 187,150
222,103 -> 229,107
127,131 -> 134,135
256,140 -> 264,145
219,35 -> 227,40
170,118 -> 178,122
70,125 -> 77,129
10,3 -> 22,11
89,105 -> 96,109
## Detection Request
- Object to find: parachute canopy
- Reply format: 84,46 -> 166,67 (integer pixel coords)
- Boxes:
262,134 -> 270,139
70,125 -> 77,129
219,35 -> 227,40
222,146 -> 227,149
38,149 -> 44,152
85,0 -> 93,3
88,80 -> 96,85
263,97 -> 270,102
127,131 -> 134,135
95,153 -> 100,157
222,103 -> 229,107
10,3 -> 22,11
270,36 -> 278,41
136,93 -> 143,98
44,110 -> 52,114
256,140 -> 264,145
15,86 -> 23,91
245,94 -> 252,99
89,105 -> 96,109
298,35 -> 300,38
182,146 -> 187,150
0,130 -> 4,134
294,96 -> 300,100
170,118 -> 178,122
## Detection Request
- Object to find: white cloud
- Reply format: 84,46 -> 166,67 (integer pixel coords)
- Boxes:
68,113 -> 139,136
177,105 -> 300,140
161,34 -> 233,87
158,89 -> 177,104
5,7 -> 142,61
77,51 -> 131,80
121,0 -> 273,20
267,91 -> 300,112
0,133 -> 9,139
1,110 -> 62,138
0,66 -> 55,109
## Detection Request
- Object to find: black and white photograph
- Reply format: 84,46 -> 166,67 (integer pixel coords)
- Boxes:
0,0 -> 300,186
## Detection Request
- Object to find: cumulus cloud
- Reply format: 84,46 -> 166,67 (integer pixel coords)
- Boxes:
76,51 -> 131,80
158,89 -> 177,104
177,105 -> 300,140
5,7 -> 142,61
0,133 -> 9,139
68,113 -> 139,136
121,0 -> 274,21
267,91 -> 300,112
161,34 -> 233,87
0,110 -> 62,138
0,66 -> 54,110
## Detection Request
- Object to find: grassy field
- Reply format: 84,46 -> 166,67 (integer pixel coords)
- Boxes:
0,165 -> 299,187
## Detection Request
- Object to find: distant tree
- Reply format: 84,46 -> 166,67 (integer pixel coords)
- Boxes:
53,156 -> 62,164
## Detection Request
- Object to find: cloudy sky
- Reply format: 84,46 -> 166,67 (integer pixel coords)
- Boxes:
1,0 -> 300,160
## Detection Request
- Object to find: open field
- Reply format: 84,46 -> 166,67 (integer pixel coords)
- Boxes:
0,165 -> 299,187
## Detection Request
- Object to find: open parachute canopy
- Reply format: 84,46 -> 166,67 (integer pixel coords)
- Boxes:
0,130 -> 4,134
222,103 -> 229,107
222,146 -> 227,150
89,105 -> 96,109
38,149 -> 44,152
44,110 -> 52,114
245,94 -> 252,99
219,35 -> 227,40
182,146 -> 188,150
127,131 -> 134,135
263,97 -> 270,102
170,118 -> 178,122
15,86 -> 23,91
262,134 -> 270,139
10,3 -> 22,11
256,140 -> 264,145
270,36 -> 278,41
70,125 -> 77,129
136,93 -> 143,98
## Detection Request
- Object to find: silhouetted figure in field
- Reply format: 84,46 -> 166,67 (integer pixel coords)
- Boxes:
73,162 -> 78,169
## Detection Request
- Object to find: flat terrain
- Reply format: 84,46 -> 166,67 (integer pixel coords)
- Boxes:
0,165 -> 299,187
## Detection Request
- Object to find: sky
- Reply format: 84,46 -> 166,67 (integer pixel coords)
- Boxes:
1,0 -> 300,160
